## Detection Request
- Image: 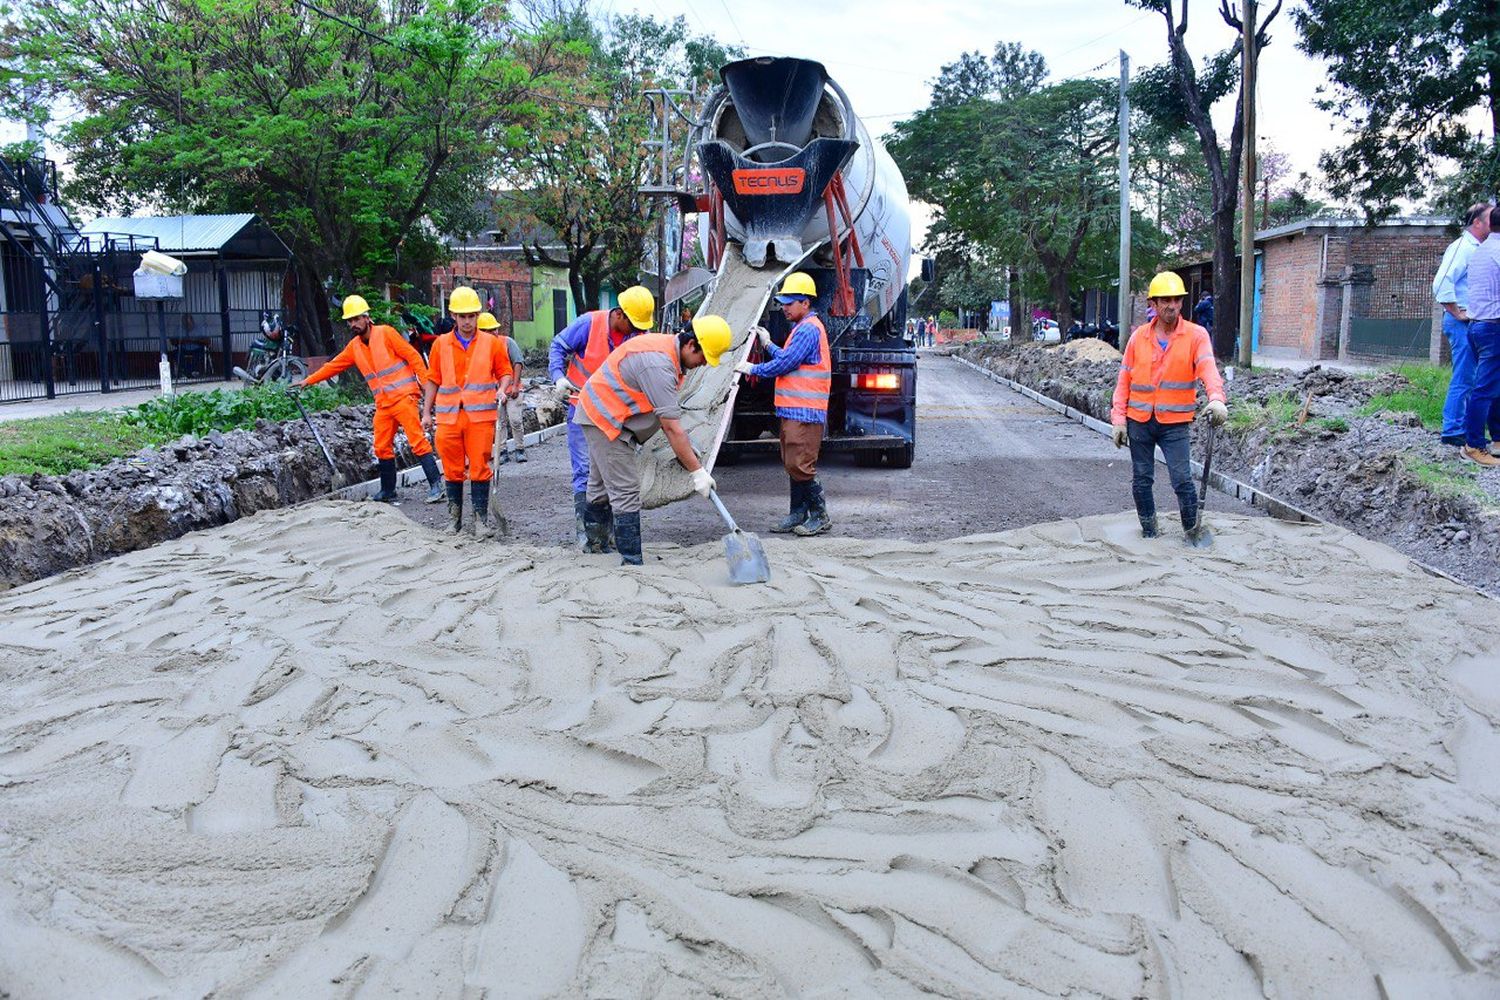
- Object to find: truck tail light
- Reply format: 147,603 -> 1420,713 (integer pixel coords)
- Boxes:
855,372 -> 900,391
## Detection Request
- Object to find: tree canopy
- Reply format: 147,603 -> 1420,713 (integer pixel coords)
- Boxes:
1295,0 -> 1500,216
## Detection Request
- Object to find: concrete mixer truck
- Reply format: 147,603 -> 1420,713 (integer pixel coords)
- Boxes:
632,57 -> 917,508
700,56 -> 915,467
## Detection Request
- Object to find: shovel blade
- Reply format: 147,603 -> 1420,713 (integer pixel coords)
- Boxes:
1184,525 -> 1215,549
723,529 -> 771,584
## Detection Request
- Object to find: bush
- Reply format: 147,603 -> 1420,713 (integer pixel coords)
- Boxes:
122,383 -> 357,438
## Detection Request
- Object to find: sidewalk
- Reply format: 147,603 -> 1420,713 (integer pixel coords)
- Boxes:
0,380 -> 242,423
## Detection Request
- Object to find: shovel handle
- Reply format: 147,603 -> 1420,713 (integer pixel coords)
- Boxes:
707,489 -> 739,533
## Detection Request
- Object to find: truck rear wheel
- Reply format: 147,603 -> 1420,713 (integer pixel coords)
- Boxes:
854,449 -> 883,468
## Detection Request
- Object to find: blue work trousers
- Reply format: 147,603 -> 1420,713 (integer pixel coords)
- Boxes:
1464,320 -> 1500,448
566,402 -> 590,494
1441,312 -> 1477,438
1127,417 -> 1198,525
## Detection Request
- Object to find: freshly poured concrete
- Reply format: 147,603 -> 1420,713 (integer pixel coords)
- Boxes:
1,503 -> 1496,997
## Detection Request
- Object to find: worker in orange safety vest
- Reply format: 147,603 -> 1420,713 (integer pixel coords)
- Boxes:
297,293 -> 443,503
420,286 -> 515,538
573,316 -> 732,566
1110,271 -> 1228,544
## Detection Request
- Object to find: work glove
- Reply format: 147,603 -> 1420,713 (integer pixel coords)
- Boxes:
554,377 -> 574,396
1111,422 -> 1127,448
690,467 -> 715,498
1206,400 -> 1228,426
733,360 -> 756,376
751,325 -> 772,349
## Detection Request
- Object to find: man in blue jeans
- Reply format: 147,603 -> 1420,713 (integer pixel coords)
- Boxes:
1433,203 -> 1492,445
1459,204 -> 1500,466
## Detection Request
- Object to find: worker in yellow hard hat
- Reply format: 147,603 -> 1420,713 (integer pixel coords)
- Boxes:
734,271 -> 834,535
297,293 -> 443,504
549,285 -> 654,548
420,287 -> 516,538
1110,270 -> 1228,546
573,315 -> 731,565
478,311 -> 529,466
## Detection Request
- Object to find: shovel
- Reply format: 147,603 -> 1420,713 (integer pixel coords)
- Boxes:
288,388 -> 349,491
707,489 -> 770,584
1186,420 -> 1216,549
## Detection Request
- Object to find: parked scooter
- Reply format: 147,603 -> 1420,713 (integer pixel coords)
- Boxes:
237,311 -> 307,385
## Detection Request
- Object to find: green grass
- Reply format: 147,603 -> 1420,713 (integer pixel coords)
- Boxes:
1402,457 -> 1489,503
1316,416 -> 1349,433
0,410 -> 171,476
0,383 -> 361,478
1357,363 -> 1450,429
1227,391 -> 1302,434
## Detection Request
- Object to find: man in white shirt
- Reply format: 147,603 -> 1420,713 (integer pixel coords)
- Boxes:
1432,203 -> 1492,445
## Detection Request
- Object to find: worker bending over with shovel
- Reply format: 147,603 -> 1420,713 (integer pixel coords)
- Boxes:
735,272 -> 832,535
297,294 -> 443,504
1110,271 -> 1227,545
549,285 -> 655,548
420,287 -> 516,538
574,316 -> 732,565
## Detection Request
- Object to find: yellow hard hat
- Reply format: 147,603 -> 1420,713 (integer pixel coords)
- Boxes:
691,314 -> 732,367
1146,271 -> 1187,299
449,286 -> 482,314
617,285 -> 655,330
477,311 -> 500,331
777,272 -> 818,300
341,294 -> 370,321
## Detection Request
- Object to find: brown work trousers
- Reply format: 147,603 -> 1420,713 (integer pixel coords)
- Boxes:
779,418 -> 824,482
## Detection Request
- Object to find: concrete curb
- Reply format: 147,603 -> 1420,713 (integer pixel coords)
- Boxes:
330,419 -> 568,500
950,356 -> 1492,597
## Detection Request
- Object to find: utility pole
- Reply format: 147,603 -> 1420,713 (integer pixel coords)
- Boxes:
1238,0 -> 1257,368
1118,50 -> 1131,332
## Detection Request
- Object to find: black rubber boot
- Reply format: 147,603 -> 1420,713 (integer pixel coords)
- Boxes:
515,449 -> 527,463
615,511 -> 643,566
772,479 -> 810,533
445,481 -> 464,534
793,479 -> 831,536
573,491 -> 589,549
420,454 -> 443,503
1139,514 -> 1160,538
1182,507 -> 1212,548
583,500 -> 612,553
370,458 -> 398,502
471,479 -> 496,539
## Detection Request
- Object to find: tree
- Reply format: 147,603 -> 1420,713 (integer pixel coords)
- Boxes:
894,58 -> 1163,331
931,41 -> 1048,106
1295,0 -> 1500,217
4,0 -> 552,351
500,9 -> 738,313
1127,0 -> 1284,358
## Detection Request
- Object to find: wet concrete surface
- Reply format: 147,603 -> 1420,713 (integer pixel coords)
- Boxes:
392,354 -> 1260,546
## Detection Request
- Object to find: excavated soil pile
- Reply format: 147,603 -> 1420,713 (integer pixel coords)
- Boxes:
2,503 -> 1496,997
1052,338 -> 1122,363
959,343 -> 1500,594
0,386 -> 566,591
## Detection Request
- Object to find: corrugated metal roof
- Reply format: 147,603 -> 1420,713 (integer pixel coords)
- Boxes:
79,213 -> 259,252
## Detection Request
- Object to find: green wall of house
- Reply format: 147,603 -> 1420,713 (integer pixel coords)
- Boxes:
510,265 -> 575,352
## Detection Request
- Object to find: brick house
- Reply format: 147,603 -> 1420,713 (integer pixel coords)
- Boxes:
1158,216 -> 1454,365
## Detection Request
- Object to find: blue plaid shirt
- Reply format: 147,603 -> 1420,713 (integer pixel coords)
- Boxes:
750,316 -> 827,424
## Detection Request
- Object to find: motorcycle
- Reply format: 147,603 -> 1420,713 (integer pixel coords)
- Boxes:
237,311 -> 308,385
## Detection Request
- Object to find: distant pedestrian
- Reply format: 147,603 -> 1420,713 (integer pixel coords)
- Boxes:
1433,202 -> 1493,445
914,316 -> 927,346
926,315 -> 938,346
1110,271 -> 1227,545
1193,291 -> 1214,329
1454,205 -> 1500,466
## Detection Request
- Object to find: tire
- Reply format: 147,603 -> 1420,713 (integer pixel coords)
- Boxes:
264,356 -> 307,384
714,446 -> 742,467
885,442 -> 915,469
854,449 -> 883,468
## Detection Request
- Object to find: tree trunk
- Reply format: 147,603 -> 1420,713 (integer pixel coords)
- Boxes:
1210,198 -> 1239,359
295,261 -> 337,356
569,267 -> 589,316
1047,269 -> 1074,331
1007,267 -> 1022,342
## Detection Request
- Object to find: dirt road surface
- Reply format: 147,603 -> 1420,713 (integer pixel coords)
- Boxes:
395,354 -> 1258,544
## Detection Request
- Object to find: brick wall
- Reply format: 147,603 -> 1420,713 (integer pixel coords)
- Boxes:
1346,229 -> 1448,322
430,251 -> 535,336
1257,232 -> 1325,356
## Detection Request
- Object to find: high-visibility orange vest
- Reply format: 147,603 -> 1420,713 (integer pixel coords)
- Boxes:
431,332 -> 501,425
1123,321 -> 1206,424
577,334 -> 682,441
351,325 -> 420,406
566,310 -> 619,389
773,315 -> 831,414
